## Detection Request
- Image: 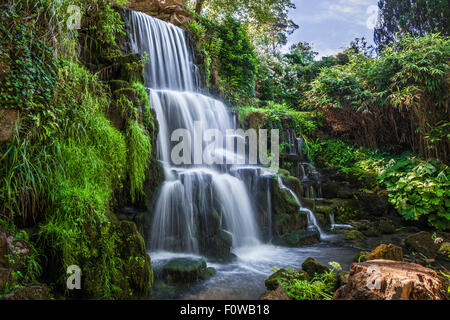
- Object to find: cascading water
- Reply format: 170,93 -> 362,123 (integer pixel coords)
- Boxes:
122,9 -> 360,300
126,10 -> 261,253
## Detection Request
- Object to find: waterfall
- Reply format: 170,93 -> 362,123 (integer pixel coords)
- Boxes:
126,10 -> 261,253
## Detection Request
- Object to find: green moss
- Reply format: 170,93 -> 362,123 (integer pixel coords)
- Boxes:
126,120 -> 152,204
344,230 -> 366,241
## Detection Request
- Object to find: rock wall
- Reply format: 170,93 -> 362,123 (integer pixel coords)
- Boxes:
126,0 -> 191,26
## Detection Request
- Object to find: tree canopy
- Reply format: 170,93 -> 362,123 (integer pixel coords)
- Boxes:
374,0 -> 449,51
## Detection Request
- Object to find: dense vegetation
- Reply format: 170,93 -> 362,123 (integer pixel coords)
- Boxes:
188,0 -> 449,232
0,0 -> 158,299
0,0 -> 448,301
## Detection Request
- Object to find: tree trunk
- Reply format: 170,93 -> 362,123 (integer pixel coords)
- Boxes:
195,0 -> 206,14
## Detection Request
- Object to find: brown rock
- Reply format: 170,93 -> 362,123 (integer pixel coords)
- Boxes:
333,260 -> 446,300
367,244 -> 403,262
0,109 -> 19,142
126,0 -> 191,27
405,232 -> 439,258
259,286 -> 291,300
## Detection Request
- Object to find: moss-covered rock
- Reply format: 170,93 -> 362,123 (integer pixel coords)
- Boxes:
279,231 -> 320,247
271,177 -> 309,243
199,267 -> 217,281
301,257 -> 330,278
162,258 -> 207,285
367,244 -> 403,261
344,230 -> 366,241
405,232 -> 439,259
265,269 -> 309,291
378,220 -> 396,234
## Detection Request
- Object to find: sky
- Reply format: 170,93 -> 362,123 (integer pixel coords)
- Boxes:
285,0 -> 379,58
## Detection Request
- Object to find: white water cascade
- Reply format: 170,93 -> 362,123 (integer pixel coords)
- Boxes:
126,10 -> 261,253
125,10 -> 325,255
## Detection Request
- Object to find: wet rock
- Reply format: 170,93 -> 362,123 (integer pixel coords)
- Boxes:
301,258 -> 330,278
367,244 -> 403,262
1,285 -> 51,300
356,192 -> 389,217
378,220 -> 396,234
405,232 -> 439,259
321,182 -> 339,198
362,227 -> 380,238
265,269 -> 309,291
333,260 -> 446,300
259,286 -> 291,300
279,231 -> 320,247
344,230 -> 366,241
199,267 -> 216,281
271,178 -> 309,244
162,258 -> 207,285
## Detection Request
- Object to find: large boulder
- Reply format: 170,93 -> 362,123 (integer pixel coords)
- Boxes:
265,269 -> 309,291
162,258 -> 209,285
333,260 -> 446,300
405,232 -> 439,259
367,244 -> 403,262
301,258 -> 330,278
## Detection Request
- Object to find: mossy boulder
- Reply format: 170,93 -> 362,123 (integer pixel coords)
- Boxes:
405,232 -> 439,259
378,220 -> 396,234
367,244 -> 403,261
197,210 -> 233,261
109,79 -> 129,91
265,269 -> 309,291
279,170 -> 303,199
301,257 -> 330,278
344,230 -> 366,241
300,197 -> 316,211
279,231 -> 320,247
199,267 -> 217,281
162,258 -> 207,285
361,227 -> 380,237
271,177 -> 308,243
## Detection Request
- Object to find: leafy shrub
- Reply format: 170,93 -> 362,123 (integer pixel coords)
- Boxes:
306,138 -> 450,230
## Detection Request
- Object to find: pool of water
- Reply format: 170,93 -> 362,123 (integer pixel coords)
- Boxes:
149,240 -> 360,300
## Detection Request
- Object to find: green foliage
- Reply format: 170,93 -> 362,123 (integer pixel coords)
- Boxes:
187,0 -> 298,49
274,262 -> 340,300
188,16 -> 258,105
307,34 -> 450,162
256,47 -> 335,109
307,138 -> 450,230
0,3 -> 58,112
375,0 -> 449,51
237,102 -> 320,137
126,120 -> 151,204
